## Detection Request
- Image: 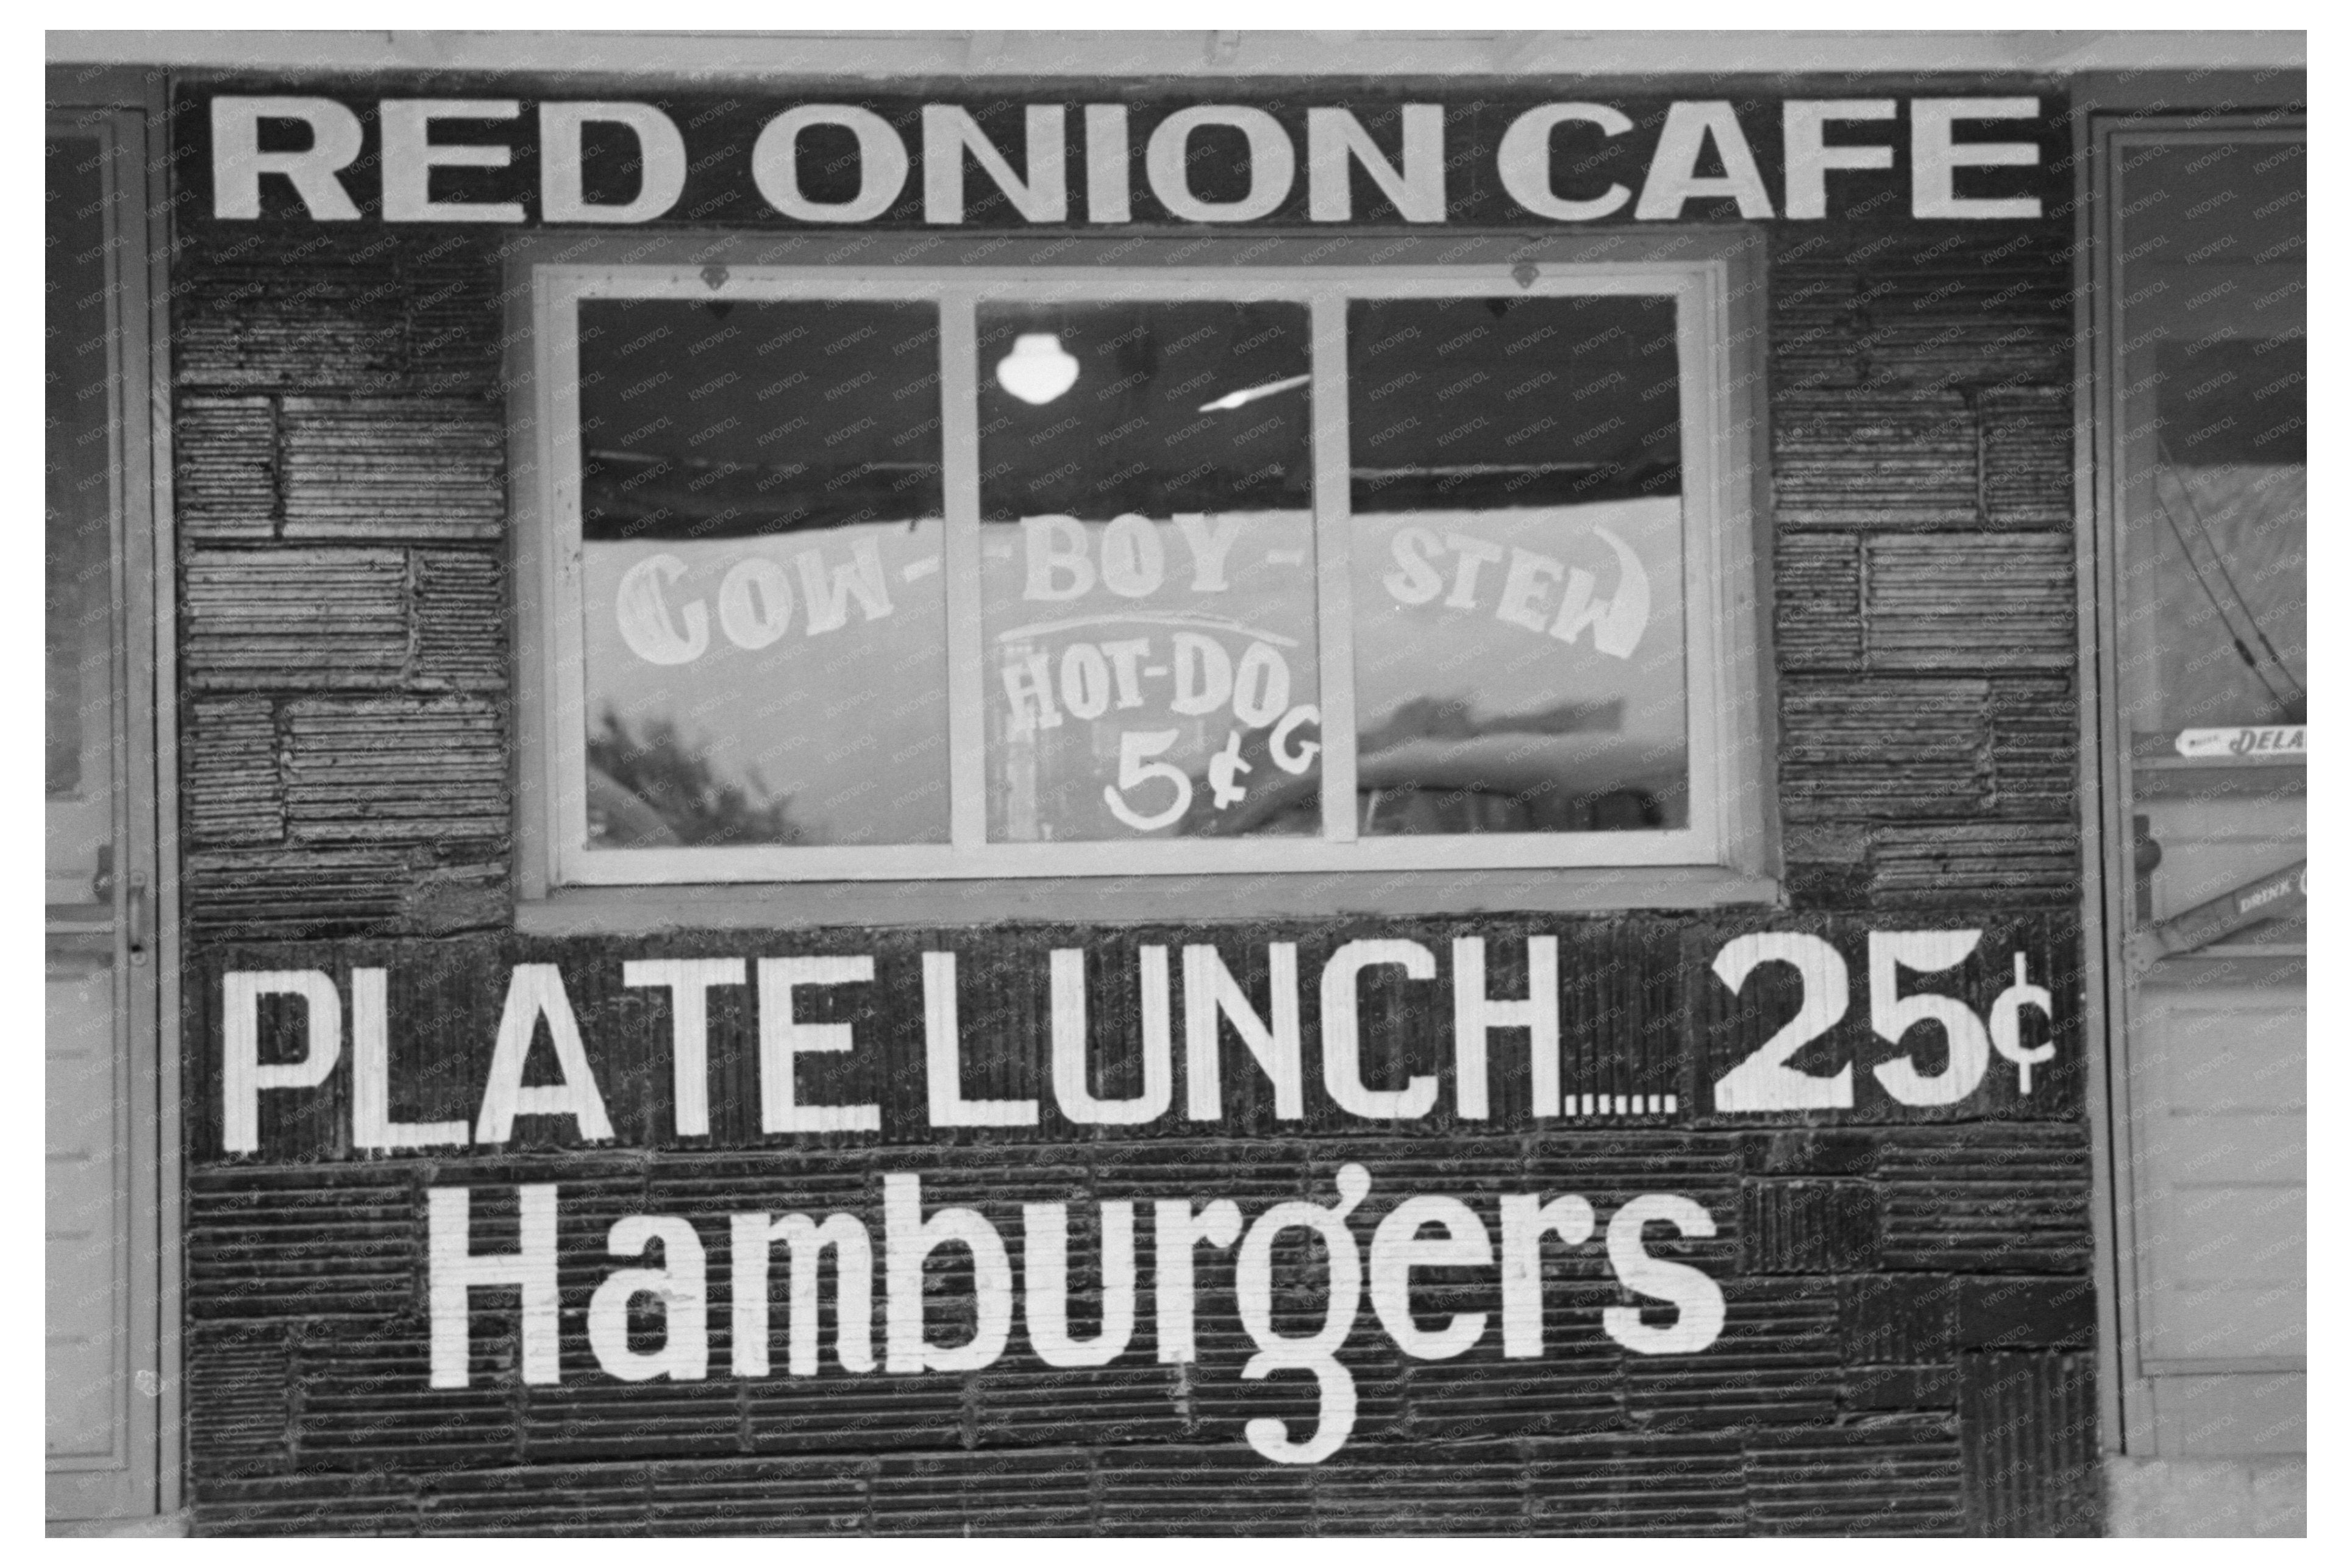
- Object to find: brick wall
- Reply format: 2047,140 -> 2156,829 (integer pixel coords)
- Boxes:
166,94 -> 2094,1535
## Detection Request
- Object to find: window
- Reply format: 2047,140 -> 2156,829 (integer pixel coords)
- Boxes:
519,237 -> 1764,887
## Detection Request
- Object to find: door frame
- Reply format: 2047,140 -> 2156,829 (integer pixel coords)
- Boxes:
2076,75 -> 2307,1461
45,65 -> 183,1527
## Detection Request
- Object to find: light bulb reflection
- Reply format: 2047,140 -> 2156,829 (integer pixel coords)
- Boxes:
996,333 -> 1080,405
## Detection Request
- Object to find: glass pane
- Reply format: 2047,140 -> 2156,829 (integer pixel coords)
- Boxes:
2115,138 -> 2306,946
2118,143 -> 2307,738
975,299 -> 1322,842
1347,294 -> 1686,836
47,130 -> 117,908
576,297 -> 949,847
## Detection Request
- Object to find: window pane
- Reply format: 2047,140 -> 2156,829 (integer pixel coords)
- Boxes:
576,297 -> 949,847
1348,294 -> 1687,835
2118,143 -> 2307,738
2114,138 -> 2306,947
46,130 -> 117,907
975,299 -> 1322,842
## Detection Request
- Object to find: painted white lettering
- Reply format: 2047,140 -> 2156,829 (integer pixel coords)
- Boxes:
884,1172 -> 1014,1372
1496,103 -> 1634,221
1867,929 -> 1992,1107
1499,1192 -> 1597,1358
1002,650 -> 1063,732
474,964 -> 615,1145
1781,99 -> 1895,221
1022,1202 -> 1137,1367
1383,525 -> 1446,604
1450,936 -> 1560,1121
1183,943 -> 1305,1121
922,105 -> 1067,224
1709,932 -> 1855,1112
1494,547 -> 1564,633
1370,1195 -> 1491,1360
1173,512 -> 1244,591
758,955 -> 882,1134
1635,101 -> 1776,220
221,969 -> 343,1155
1236,1165 -> 1368,1463
1101,637 -> 1150,708
588,1215 -> 708,1382
616,554 -> 708,665
716,556 -> 795,649
210,96 -> 362,221
1441,532 -> 1505,609
1319,941 -> 1439,1120
353,967 -> 468,1150
1098,513 -> 1166,597
1146,106 -> 1295,223
1602,1194 -> 1727,1355
1547,526 -> 1650,658
427,1184 -> 560,1388
1230,642 -> 1291,729
1911,98 -> 2043,219
380,99 -> 526,223
622,958 -> 743,1139
729,1210 -> 875,1377
1084,104 -> 1131,223
1170,632 -> 1234,717
1049,947 -> 1174,1125
1022,515 -> 1095,600
1306,105 -> 1445,223
1058,643 -> 1113,721
1152,1197 -> 1243,1363
794,538 -> 893,633
539,101 -> 686,224
752,105 -> 910,223
1270,705 -> 1322,775
1104,729 -> 1192,830
921,952 -> 1039,1126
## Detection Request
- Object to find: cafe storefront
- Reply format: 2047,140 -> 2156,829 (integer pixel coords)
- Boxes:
43,30 -> 2304,1536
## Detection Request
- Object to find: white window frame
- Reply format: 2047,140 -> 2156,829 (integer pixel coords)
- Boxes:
515,233 -> 1772,900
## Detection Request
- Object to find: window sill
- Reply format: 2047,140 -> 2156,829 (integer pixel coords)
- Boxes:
515,866 -> 1783,935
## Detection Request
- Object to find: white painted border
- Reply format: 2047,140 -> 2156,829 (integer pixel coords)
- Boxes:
533,253 -> 1741,884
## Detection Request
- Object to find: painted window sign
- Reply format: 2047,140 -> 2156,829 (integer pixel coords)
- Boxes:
204,919 -> 2069,1467
579,297 -> 954,849
975,299 -> 1324,842
553,268 -> 1713,878
193,93 -> 2061,231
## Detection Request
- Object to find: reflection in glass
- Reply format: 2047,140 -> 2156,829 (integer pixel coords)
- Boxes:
975,301 -> 1322,842
1347,294 -> 1687,835
47,132 -> 116,910
2115,139 -> 2306,945
575,298 -> 949,847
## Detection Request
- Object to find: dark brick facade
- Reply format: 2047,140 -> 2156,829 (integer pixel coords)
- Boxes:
165,76 -> 2094,1535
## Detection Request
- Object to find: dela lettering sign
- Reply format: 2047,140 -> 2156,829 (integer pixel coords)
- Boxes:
182,88 -> 2065,230
197,916 -> 2079,1469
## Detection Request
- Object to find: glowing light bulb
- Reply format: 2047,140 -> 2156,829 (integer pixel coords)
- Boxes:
996,333 -> 1080,405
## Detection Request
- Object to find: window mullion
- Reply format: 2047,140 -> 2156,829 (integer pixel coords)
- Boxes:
1310,288 -> 1360,843
939,288 -> 988,852
546,277 -> 592,885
